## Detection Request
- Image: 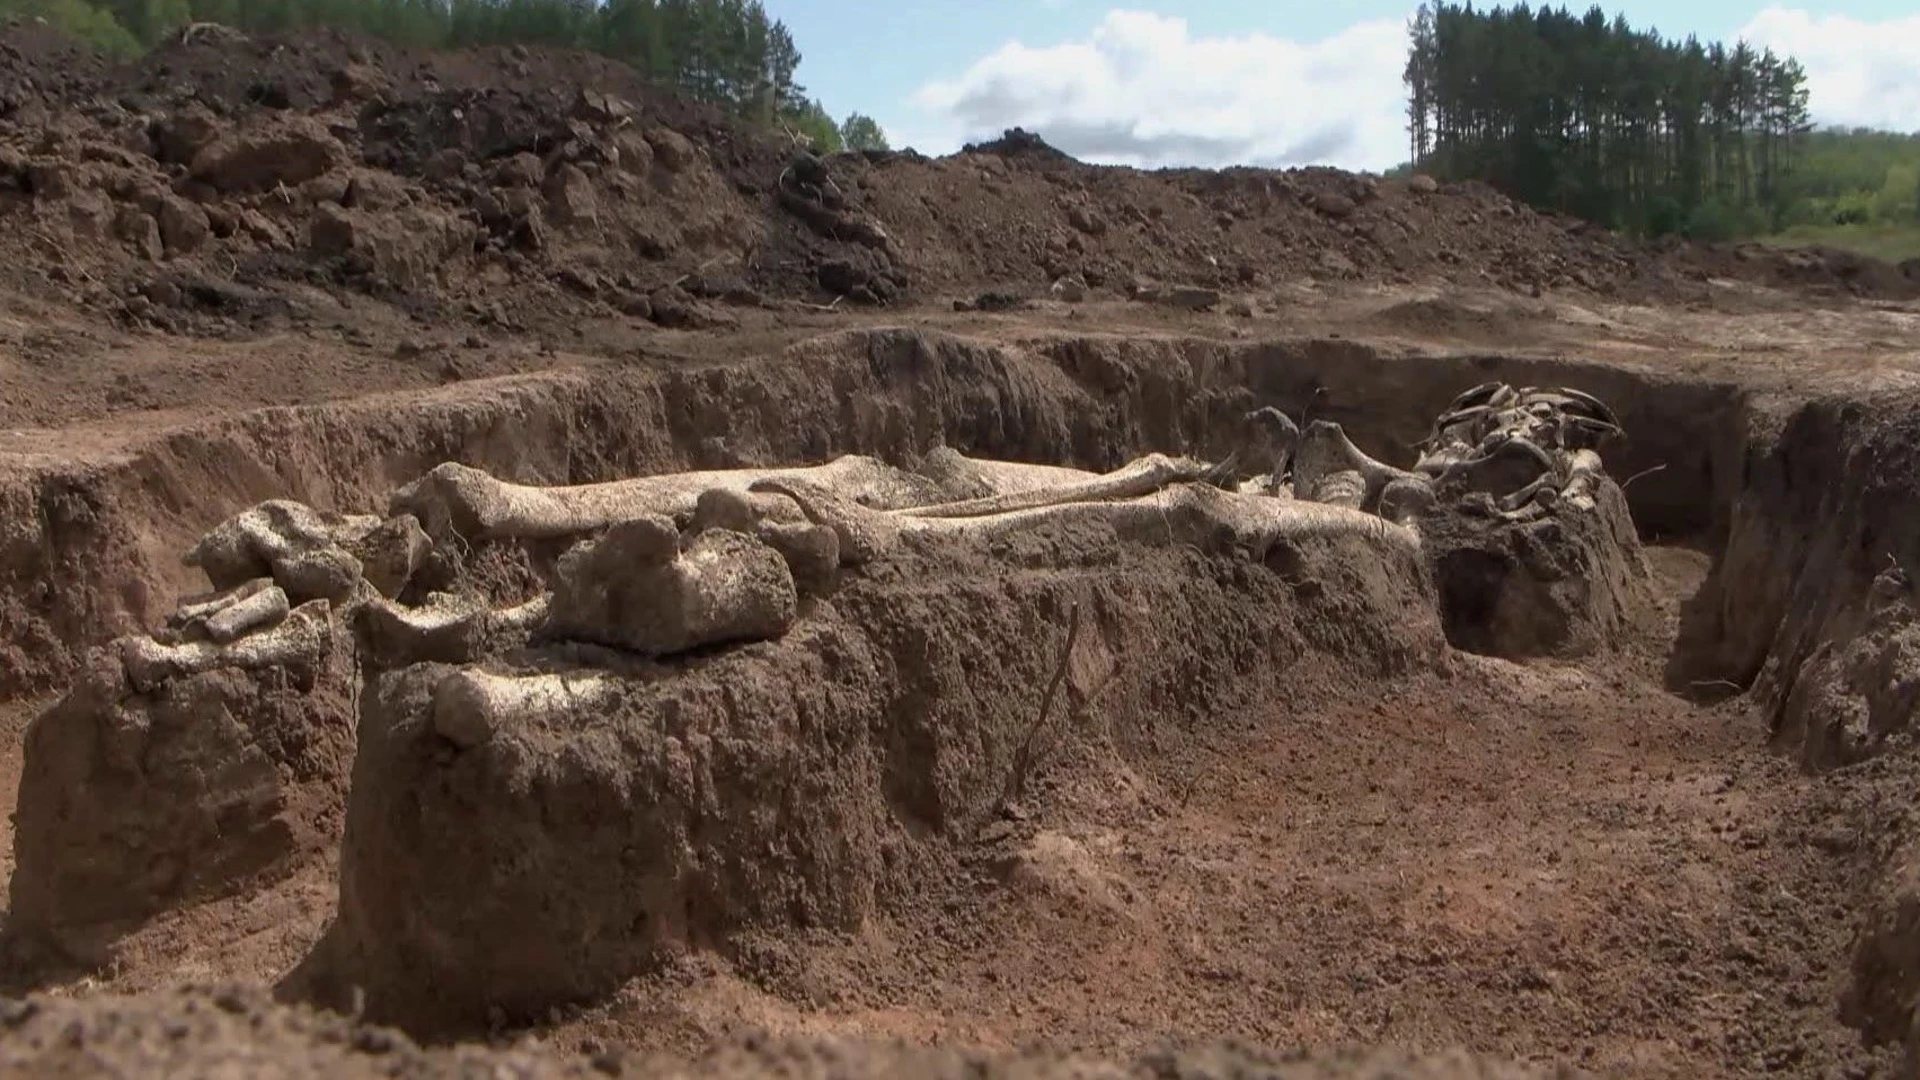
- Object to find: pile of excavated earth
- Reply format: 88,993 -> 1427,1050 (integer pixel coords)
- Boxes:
8,17 -> 1920,1080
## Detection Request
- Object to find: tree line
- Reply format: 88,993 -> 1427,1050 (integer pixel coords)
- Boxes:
0,0 -> 891,153
1403,1 -> 1824,239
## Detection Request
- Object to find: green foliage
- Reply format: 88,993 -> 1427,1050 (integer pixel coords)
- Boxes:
838,112 -> 888,152
1761,222 -> 1920,263
7,0 -> 885,149
784,97 -> 841,153
1404,2 -> 1920,248
1405,2 -> 1814,237
0,0 -> 143,53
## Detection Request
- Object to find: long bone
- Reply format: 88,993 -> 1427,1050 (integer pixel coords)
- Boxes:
389,455 -> 953,542
755,476 -> 1420,564
897,453 -> 1212,519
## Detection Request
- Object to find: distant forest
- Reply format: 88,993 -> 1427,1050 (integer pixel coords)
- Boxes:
1402,1 -> 1920,243
0,0 -> 891,153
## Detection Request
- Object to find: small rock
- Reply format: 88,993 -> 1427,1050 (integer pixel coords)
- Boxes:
543,162 -> 599,225
25,160 -> 71,199
576,89 -> 636,123
114,208 -> 164,262
1066,204 -> 1106,235
422,148 -> 468,184
308,204 -> 357,257
157,196 -> 211,255
189,117 -> 349,194
204,204 -> 237,238
1313,192 -> 1358,218
1317,250 -> 1358,279
493,152 -> 543,189
816,258 -> 868,297
617,291 -> 653,320
153,106 -> 223,166
556,266 -> 601,295
645,126 -> 697,173
1408,173 -> 1440,195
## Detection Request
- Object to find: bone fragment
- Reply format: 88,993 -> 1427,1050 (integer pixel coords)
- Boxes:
431,669 -> 617,749
203,583 -> 291,644
358,593 -> 550,666
545,521 -> 798,656
121,601 -> 331,692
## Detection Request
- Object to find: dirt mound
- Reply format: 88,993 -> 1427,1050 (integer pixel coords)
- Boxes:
289,521 -> 1439,1035
0,24 -> 1909,351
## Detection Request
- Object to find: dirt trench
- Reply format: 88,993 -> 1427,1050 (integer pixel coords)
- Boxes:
5,322 -> 1920,1077
0,326 -> 1747,703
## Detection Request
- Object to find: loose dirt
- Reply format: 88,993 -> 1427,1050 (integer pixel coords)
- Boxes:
5,19 -> 1920,1080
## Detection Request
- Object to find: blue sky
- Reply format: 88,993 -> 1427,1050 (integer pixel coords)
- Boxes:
764,1 -> 1920,169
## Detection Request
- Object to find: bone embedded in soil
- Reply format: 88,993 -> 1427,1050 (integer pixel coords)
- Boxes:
2,19 -> 1920,1079
8,355 -> 1905,1079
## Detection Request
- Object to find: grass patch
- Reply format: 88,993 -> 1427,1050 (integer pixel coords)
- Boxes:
1757,223 -> 1920,263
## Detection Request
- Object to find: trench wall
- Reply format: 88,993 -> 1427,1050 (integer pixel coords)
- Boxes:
0,326 -> 1748,704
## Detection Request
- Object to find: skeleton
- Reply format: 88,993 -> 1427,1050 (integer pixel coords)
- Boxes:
1204,382 -> 1626,525
1412,382 -> 1623,517
143,381 -> 1621,681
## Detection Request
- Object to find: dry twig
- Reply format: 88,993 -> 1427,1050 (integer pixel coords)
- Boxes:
1002,602 -> 1083,807
1621,462 -> 1668,489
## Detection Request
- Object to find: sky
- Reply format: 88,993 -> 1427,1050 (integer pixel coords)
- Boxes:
763,1 -> 1920,171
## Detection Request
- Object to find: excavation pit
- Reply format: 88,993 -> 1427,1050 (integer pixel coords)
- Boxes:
1,320 -> 1917,1078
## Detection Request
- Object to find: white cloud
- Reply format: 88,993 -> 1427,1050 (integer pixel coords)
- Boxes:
904,10 -> 1414,171
899,6 -> 1920,171
1736,7 -> 1920,133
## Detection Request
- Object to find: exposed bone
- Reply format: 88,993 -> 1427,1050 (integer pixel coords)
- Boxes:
348,514 -> 434,599
358,593 -> 550,667
185,500 -> 381,591
1308,470 -> 1367,509
1379,477 -> 1438,524
203,583 -> 290,644
389,456 -> 956,542
1204,407 -> 1302,496
432,669 -> 618,750
170,578 -> 276,631
1291,421 -> 1432,514
1435,437 -> 1557,500
545,521 -> 798,656
758,521 -> 841,595
751,477 -> 902,565
121,601 -> 331,692
758,478 -> 1419,564
897,453 -> 1211,519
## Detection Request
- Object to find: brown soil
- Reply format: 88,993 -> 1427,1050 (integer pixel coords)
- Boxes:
5,19 -> 1920,1080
